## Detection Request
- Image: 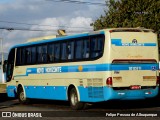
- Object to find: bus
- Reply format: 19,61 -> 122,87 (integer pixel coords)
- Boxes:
6,28 -> 159,110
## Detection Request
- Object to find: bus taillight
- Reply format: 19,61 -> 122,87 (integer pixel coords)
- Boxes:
106,77 -> 112,86
157,76 -> 159,85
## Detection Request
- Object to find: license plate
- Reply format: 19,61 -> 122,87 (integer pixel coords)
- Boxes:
130,85 -> 141,90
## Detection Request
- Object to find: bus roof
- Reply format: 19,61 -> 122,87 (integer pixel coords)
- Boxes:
107,27 -> 154,33
11,30 -> 105,49
10,28 -> 155,49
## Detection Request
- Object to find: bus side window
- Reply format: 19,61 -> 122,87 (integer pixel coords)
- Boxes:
83,39 -> 90,59
37,45 -> 47,63
31,47 -> 36,64
16,47 -> 26,65
37,46 -> 42,63
16,48 -> 21,66
26,47 -> 32,64
61,42 -> 67,61
42,45 -> 47,63
91,36 -> 104,58
68,41 -> 74,60
6,48 -> 15,82
54,43 -> 60,62
98,37 -> 104,55
48,43 -> 54,62
75,40 -> 83,59
21,48 -> 26,65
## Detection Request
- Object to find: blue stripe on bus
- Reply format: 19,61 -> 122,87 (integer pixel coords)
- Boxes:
14,63 -> 158,77
25,86 -> 67,100
111,39 -> 157,46
6,85 -> 68,100
7,85 -> 159,102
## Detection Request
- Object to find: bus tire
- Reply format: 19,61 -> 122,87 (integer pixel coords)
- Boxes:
69,88 -> 84,110
18,87 -> 29,104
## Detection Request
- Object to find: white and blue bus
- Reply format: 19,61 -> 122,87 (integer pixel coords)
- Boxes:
6,28 -> 159,109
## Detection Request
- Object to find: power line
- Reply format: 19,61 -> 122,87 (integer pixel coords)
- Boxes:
45,0 -> 107,6
0,20 -> 61,28
0,20 -> 92,30
0,27 -> 53,32
0,27 -> 92,33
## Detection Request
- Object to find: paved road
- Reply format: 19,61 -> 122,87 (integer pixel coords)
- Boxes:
0,96 -> 160,119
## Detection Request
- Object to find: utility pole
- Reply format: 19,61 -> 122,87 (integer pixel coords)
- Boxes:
0,31 -> 7,94
0,37 -> 4,83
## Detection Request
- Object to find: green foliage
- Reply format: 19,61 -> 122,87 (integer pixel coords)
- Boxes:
92,0 -> 160,36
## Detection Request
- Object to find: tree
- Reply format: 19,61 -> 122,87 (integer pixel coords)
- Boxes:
92,0 -> 160,36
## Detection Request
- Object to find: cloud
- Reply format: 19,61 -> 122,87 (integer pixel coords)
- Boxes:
0,0 -> 105,52
2,16 -> 93,51
67,17 -> 93,33
31,18 -> 59,32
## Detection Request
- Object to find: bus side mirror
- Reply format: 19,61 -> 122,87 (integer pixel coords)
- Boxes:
3,60 -> 7,73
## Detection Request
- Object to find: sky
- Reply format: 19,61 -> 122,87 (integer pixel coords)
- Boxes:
0,0 -> 106,52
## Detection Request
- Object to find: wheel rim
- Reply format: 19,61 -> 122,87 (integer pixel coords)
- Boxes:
20,91 -> 26,101
71,91 -> 78,106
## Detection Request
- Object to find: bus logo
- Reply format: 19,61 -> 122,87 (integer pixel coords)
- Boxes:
132,39 -> 137,43
78,66 -> 83,72
151,66 -> 156,71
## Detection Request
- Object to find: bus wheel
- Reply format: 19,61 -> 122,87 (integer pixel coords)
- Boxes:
69,88 -> 84,110
18,87 -> 29,104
